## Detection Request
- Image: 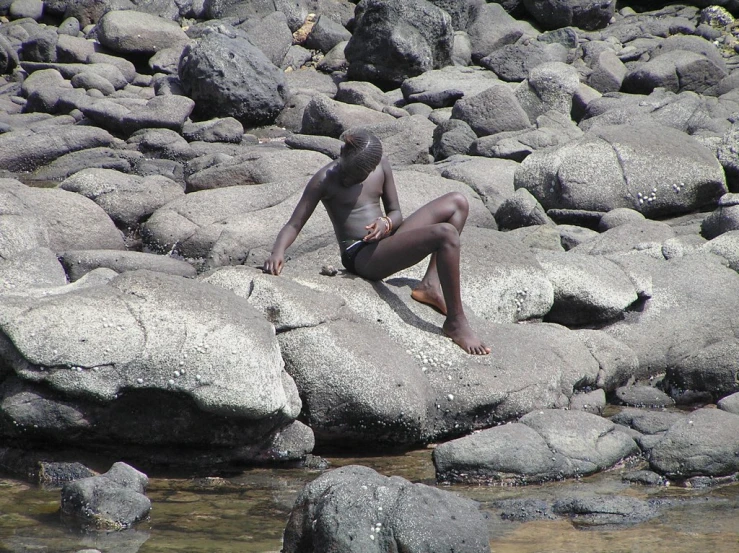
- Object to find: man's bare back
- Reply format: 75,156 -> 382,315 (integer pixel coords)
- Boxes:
264,130 -> 490,355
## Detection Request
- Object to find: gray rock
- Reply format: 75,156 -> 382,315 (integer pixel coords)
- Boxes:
434,409 -> 638,483
179,27 -> 289,127
599,208 -> 646,231
70,71 -> 115,95
300,94 -> 395,138
663,337 -> 739,400
480,40 -> 569,82
495,188 -> 552,230
604,253 -> 739,380
716,121 -> 739,190
571,220 -> 676,256
614,385 -> 675,408
552,493 -> 659,527
515,62 -> 581,123
19,25 -> 58,63
61,462 -> 150,530
0,247 -> 68,291
148,46 -> 186,75
345,0 -> 454,87
701,203 -> 739,240
569,388 -> 606,414
185,148 -> 330,192
359,115 -> 437,165
401,65 -> 499,108
315,39 -> 348,73
621,470 -> 666,486
432,118 -> 477,160
588,50 -> 627,94
572,329 -> 639,392
87,52 -> 136,83
718,392 -> 739,415
60,250 -> 196,281
646,408 -> 739,478
0,269 -> 300,421
56,34 -> 96,64
38,461 -> 96,486
283,465 -> 490,553
516,124 -> 727,217
62,0 -> 135,27
120,95 -> 195,135
0,178 -> 124,252
451,83 -> 531,137
610,407 -> 685,434
182,117 -> 243,144
96,10 -> 189,55
284,134 -> 342,159
126,128 -> 197,163
281,44 -> 312,71
558,224 -> 599,250
60,168 -> 184,227
438,155 -> 518,213
304,13 -> 351,54
536,250 -> 639,325
30,147 -> 144,182
467,2 -> 535,61
335,80 -> 387,112
9,0 -> 44,20
239,10 -> 292,67
58,16 -> 81,36
623,50 -> 727,96
524,0 -> 614,30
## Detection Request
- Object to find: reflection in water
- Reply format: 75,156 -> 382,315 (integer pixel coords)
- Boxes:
0,450 -> 737,553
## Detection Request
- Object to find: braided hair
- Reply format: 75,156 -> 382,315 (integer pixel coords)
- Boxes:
338,129 -> 383,185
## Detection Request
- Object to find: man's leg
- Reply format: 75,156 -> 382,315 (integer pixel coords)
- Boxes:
352,222 -> 489,355
392,192 -> 470,315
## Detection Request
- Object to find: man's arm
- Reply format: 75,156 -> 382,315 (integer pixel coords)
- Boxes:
263,170 -> 326,275
380,156 -> 402,231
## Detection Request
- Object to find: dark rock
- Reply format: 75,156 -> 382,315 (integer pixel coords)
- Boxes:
61,462 -> 150,530
304,14 -> 351,54
467,2 -> 534,61
283,465 -> 490,553
345,0 -> 454,87
126,128 -> 197,162
300,93 -> 395,138
718,392 -> 739,415
19,25 -> 58,62
178,27 -> 289,127
480,40 -> 569,82
701,199 -> 739,240
495,188 -> 552,230
621,470 -> 666,486
38,461 -> 96,487
284,134 -> 342,159
434,409 -> 638,484
646,408 -> 739,478
494,498 -> 556,521
62,0 -> 135,27
239,10 -> 293,67
615,385 -> 675,408
432,118 -> 476,160
96,10 -> 189,55
610,407 -> 685,434
451,83 -> 531,137
552,493 -> 659,527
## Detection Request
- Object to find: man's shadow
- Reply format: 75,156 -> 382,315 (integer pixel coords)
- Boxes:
342,274 -> 443,336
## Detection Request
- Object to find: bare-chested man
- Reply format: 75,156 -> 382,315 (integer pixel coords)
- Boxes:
263,129 -> 490,355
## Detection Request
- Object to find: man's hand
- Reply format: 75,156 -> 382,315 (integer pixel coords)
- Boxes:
263,253 -> 285,275
364,217 -> 389,242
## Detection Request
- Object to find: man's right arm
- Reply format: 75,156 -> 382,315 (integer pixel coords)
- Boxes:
263,170 -> 326,275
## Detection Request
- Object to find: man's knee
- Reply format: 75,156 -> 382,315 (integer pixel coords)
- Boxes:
447,191 -> 469,213
434,222 -> 460,247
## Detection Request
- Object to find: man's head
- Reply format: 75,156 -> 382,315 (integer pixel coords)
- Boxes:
338,129 -> 383,185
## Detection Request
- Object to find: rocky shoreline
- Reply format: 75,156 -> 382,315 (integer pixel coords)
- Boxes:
2,0 -> 739,548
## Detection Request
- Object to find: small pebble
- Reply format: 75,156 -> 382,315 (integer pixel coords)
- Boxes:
196,374 -> 202,380
136,378 -> 144,384
174,370 -> 180,377
448,394 -> 454,401
168,379 -> 175,385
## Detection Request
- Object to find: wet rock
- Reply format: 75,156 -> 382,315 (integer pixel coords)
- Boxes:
345,0 -> 454,87
59,250 -> 196,281
283,465 -> 490,553
178,27 -> 289,127
569,388 -> 606,414
552,492 -> 660,527
38,461 -> 96,486
622,469 -> 666,486
615,385 -> 675,408
610,407 -> 685,435
646,408 -> 739,478
494,498 -> 556,522
434,409 -> 638,483
61,462 -> 150,530
59,168 -> 185,227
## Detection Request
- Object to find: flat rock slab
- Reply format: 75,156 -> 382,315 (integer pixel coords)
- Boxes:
59,250 -> 196,282
614,385 -> 675,408
283,465 -> 490,553
610,407 -> 685,434
646,407 -> 739,479
434,409 -> 638,484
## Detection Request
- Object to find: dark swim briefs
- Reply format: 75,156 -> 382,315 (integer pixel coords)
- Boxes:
341,241 -> 370,274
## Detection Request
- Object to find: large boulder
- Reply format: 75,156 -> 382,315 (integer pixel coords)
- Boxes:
434,409 -> 638,483
178,27 -> 289,127
345,0 -> 454,87
400,65 -> 500,108
283,465 -> 490,553
300,94 -> 395,139
450,83 -> 532,137
514,124 -> 727,217
467,2 -> 536,61
0,270 -> 308,462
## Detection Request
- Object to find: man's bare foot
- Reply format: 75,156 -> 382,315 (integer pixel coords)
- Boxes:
411,282 -> 447,315
442,317 -> 490,355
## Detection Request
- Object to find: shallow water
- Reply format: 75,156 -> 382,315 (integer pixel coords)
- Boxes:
1,449 -> 737,553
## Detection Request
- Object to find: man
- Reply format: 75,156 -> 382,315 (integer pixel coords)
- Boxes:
264,129 -> 489,355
